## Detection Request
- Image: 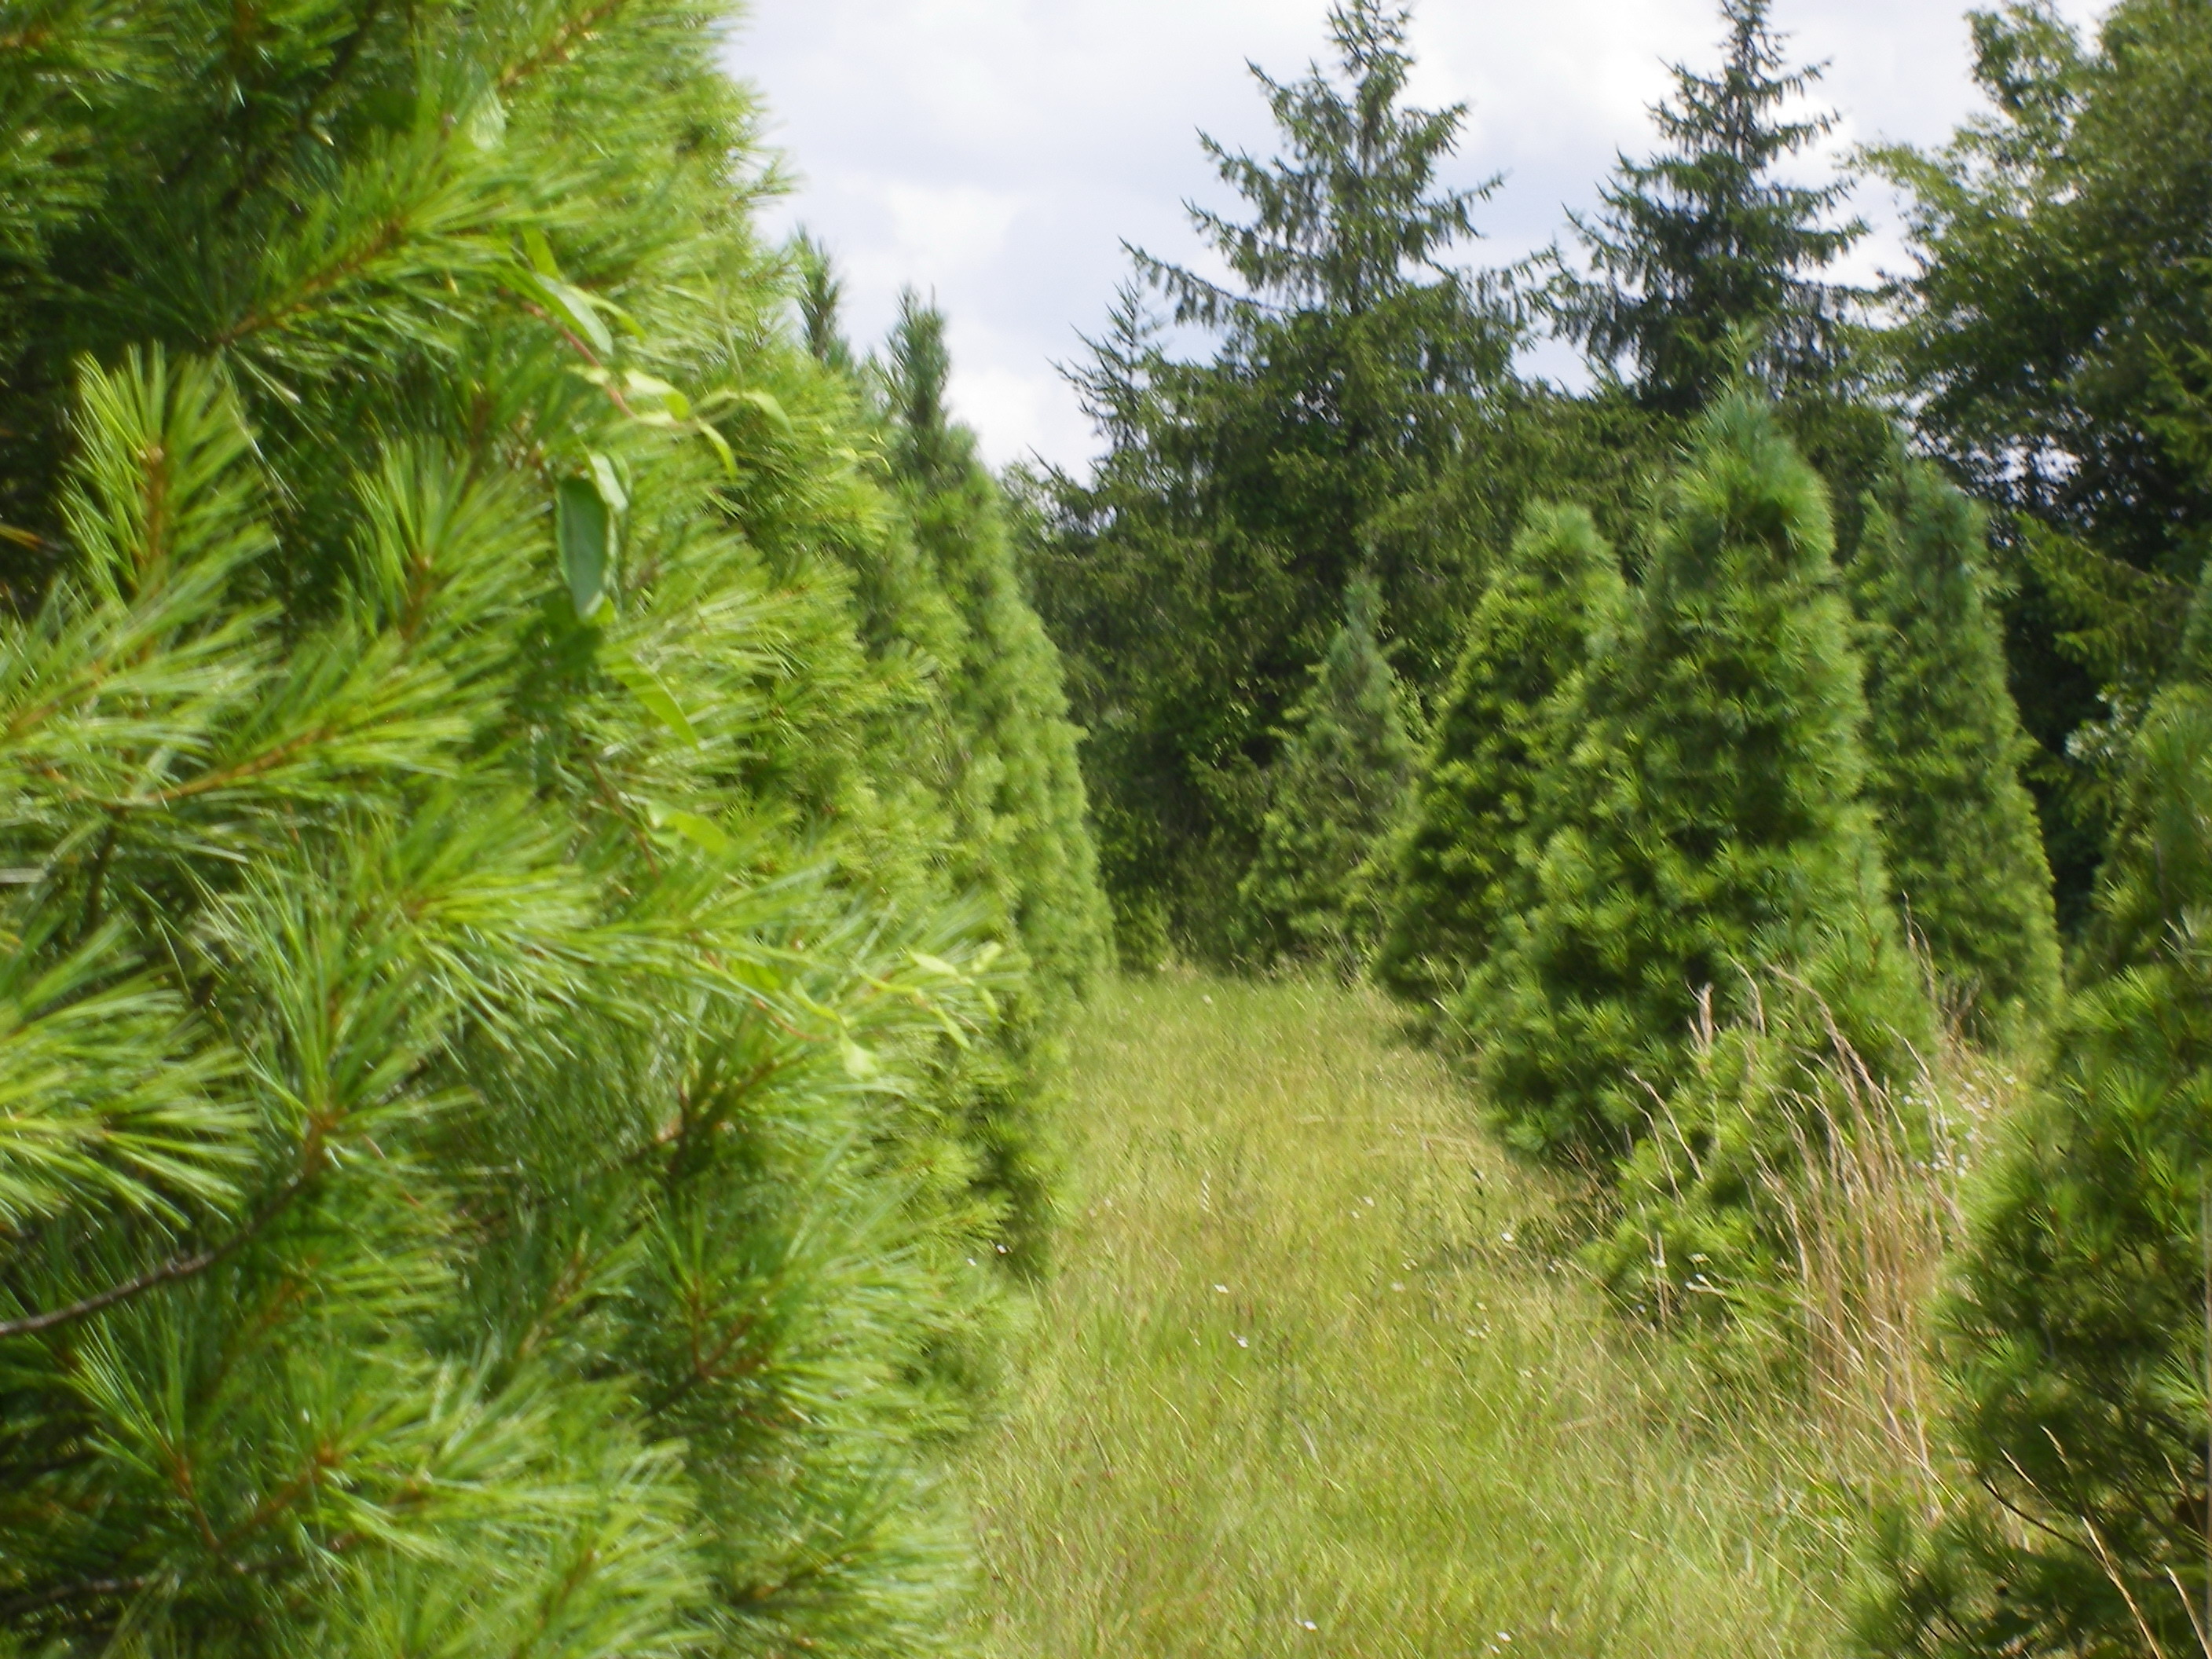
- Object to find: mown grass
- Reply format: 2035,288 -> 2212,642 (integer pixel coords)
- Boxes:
957,975 -> 1866,1658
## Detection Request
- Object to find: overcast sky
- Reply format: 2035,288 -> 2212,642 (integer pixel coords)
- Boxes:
731,0 -> 2109,471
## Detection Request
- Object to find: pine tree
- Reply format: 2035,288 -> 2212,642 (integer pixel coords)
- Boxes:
1864,600 -> 2212,1656
1467,397 -> 1923,1171
1233,574 -> 1416,972
1034,0 -> 1518,961
1851,457 -> 2061,1035
0,0 -> 1102,1648
1375,504 -> 1624,1022
793,231 -> 858,375
1548,0 -> 1863,415
879,291 -> 1113,1265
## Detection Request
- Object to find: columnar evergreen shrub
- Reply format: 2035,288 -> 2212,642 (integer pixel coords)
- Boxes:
0,0 -> 1101,1648
881,292 -> 1112,1262
1233,575 -> 1416,972
1865,656 -> 2212,1657
1375,504 -> 1624,1021
1467,398 -> 1926,1171
1851,460 -> 2061,1035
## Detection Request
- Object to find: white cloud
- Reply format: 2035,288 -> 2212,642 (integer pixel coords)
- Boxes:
732,0 -> 2111,470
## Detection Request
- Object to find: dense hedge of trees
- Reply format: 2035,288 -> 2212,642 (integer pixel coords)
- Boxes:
0,0 -> 1103,1650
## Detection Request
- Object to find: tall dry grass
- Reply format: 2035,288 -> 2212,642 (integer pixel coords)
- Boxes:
1646,969 -> 2025,1514
957,975 -> 1875,1659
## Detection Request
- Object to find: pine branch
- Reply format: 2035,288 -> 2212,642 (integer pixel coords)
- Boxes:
215,0 -> 390,218
0,1163 -> 313,1340
212,214 -> 414,348
0,1577 -> 152,1620
496,0 -> 637,93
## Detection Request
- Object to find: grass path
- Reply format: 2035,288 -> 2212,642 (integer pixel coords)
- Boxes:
957,976 -> 1859,1658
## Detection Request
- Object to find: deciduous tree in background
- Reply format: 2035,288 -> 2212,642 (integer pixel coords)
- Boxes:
1873,0 -> 2212,914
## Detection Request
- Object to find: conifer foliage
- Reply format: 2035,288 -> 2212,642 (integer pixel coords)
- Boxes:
1467,400 -> 1921,1168
0,0 -> 1102,1650
879,290 -> 1113,1262
1851,460 -> 2061,1034
1233,574 -> 1415,972
1548,0 -> 1863,414
1375,504 -> 1624,1020
1866,639 -> 2212,1658
1035,0 -> 1516,960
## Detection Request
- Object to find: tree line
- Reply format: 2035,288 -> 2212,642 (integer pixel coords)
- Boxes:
1030,1 -> 2212,1654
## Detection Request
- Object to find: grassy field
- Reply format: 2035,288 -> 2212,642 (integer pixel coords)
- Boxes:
956,975 -> 1865,1658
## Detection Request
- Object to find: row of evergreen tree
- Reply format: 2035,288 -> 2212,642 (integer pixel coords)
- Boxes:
0,0 -> 1106,1650
1031,1 -> 2212,1654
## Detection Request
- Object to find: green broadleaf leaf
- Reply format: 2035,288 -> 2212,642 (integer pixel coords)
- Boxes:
556,476 -> 611,618
521,227 -> 558,276
737,389 -> 793,434
588,452 -> 629,517
605,650 -> 699,746
697,423 -> 737,478
519,269 -> 613,356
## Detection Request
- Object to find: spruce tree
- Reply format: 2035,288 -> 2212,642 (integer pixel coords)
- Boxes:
1851,458 -> 2061,1035
1034,0 -> 1518,960
0,0 -> 1103,1648
1864,603 -> 2212,1657
1548,0 -> 1863,415
1375,504 -> 1624,1021
1233,574 -> 1416,972
1467,398 -> 1923,1171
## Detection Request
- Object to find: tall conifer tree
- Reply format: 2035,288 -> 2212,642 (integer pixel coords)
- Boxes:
1548,0 -> 1863,415
1234,574 -> 1415,972
1866,588 -> 2212,1657
0,0 -> 1104,1646
1375,504 -> 1624,1021
1851,459 -> 2061,1034
880,291 -> 1112,1265
1467,399 -> 1921,1169
1034,0 -> 1518,959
